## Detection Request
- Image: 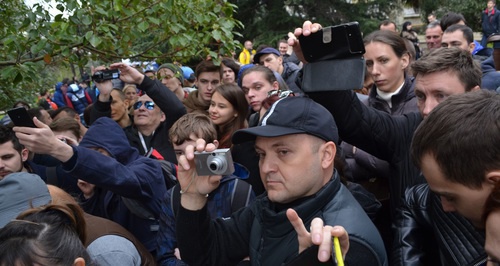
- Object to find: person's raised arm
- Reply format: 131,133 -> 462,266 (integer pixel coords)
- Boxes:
89,65 -> 114,124
110,62 -> 186,128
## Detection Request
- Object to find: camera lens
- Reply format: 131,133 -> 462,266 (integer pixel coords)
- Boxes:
209,162 -> 218,171
208,156 -> 227,174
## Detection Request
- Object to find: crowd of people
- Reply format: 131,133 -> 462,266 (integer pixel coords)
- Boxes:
1,3 -> 500,265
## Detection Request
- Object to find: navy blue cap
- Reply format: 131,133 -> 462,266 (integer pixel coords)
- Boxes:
232,97 -> 339,144
253,47 -> 281,64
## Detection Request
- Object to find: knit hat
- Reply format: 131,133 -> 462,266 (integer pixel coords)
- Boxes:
158,63 -> 184,85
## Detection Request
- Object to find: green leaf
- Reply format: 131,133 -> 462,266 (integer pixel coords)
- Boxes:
138,21 -> 149,32
54,14 -> 64,22
81,16 -> 92,26
148,17 -> 160,25
13,72 -> 23,84
88,35 -> 102,47
85,31 -> 93,42
212,29 -> 222,41
1,67 -> 18,80
56,4 -> 65,12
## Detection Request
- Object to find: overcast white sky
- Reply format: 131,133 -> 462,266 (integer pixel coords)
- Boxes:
24,0 -> 66,17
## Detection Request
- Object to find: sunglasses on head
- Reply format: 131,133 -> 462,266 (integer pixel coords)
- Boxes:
267,90 -> 294,99
133,101 -> 155,110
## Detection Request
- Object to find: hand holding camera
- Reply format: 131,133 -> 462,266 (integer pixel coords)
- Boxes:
176,139 -> 227,210
91,66 -> 114,99
110,62 -> 146,85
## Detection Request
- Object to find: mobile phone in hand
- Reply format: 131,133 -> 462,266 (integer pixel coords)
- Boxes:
7,107 -> 36,127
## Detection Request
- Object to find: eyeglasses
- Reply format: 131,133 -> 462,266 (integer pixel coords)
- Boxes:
133,101 -> 155,110
267,90 -> 294,99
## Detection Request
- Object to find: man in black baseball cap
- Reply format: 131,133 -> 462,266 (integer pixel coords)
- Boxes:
172,96 -> 387,265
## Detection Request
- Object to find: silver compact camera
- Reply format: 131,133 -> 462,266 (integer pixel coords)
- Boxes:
194,148 -> 235,176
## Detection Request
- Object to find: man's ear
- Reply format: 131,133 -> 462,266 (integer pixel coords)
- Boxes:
320,142 -> 336,169
21,148 -> 29,162
73,257 -> 85,266
471,85 -> 481,92
124,99 -> 130,108
486,171 -> 500,185
160,111 -> 166,122
469,42 -> 476,54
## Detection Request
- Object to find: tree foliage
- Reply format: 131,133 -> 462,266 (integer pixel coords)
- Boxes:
412,0 -> 484,31
229,0 -> 399,48
0,0 -> 241,110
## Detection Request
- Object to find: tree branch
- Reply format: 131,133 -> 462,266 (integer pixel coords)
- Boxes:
0,43 -> 84,67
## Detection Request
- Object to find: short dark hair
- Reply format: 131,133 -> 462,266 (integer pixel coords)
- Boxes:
444,24 -> 474,44
0,125 -> 23,153
411,47 -> 481,91
13,101 -> 30,109
195,60 -> 221,79
27,107 -> 48,123
440,12 -> 466,31
379,20 -> 396,30
411,90 -> 500,188
51,107 -> 78,120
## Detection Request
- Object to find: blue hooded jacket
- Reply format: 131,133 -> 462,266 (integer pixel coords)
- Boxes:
61,117 -> 167,253
53,82 -> 66,108
66,84 -> 89,114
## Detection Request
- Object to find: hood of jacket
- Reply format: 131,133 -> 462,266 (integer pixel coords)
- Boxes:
55,82 -> 63,92
482,56 -> 496,73
281,62 -> 300,78
80,117 -> 138,164
68,84 -> 81,93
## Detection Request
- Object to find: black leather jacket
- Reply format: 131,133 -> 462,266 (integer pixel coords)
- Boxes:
308,90 -> 425,217
176,171 -> 388,265
392,184 -> 487,266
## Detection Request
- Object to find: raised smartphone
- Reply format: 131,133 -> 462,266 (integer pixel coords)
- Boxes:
298,22 -> 365,63
7,107 -> 36,127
